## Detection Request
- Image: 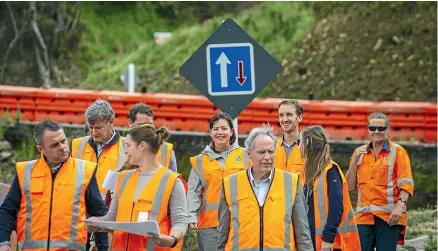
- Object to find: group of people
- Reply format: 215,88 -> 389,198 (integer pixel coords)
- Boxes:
0,98 -> 414,251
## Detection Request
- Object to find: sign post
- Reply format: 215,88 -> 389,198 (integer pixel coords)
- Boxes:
120,63 -> 140,94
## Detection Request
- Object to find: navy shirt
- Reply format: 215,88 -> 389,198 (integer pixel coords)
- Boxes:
304,167 -> 344,247
0,164 -> 108,249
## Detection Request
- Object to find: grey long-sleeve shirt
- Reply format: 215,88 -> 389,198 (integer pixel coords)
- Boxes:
217,171 -> 314,251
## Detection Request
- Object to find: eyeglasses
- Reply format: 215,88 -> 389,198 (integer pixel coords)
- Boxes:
368,126 -> 388,132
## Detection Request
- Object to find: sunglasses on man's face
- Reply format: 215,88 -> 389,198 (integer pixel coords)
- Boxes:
368,126 -> 388,132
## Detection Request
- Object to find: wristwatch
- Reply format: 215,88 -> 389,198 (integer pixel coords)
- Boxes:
170,235 -> 179,248
399,197 -> 408,204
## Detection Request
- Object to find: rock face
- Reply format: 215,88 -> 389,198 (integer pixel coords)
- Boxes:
0,140 -> 15,184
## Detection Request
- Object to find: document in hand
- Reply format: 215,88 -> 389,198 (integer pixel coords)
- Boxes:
84,219 -> 160,237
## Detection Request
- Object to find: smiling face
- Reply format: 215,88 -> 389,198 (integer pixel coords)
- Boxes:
36,129 -> 70,163
210,118 -> 233,150
278,104 -> 302,133
368,118 -> 389,145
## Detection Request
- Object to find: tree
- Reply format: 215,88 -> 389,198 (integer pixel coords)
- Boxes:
0,1 -> 83,88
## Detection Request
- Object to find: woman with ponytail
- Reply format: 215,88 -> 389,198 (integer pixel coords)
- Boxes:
300,125 -> 360,251
86,124 -> 188,251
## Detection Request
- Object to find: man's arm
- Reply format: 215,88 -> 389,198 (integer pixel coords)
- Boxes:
85,171 -> 108,251
346,145 -> 367,191
292,181 -> 314,251
217,182 -> 231,251
0,176 -> 21,245
169,151 -> 177,172
395,148 -> 414,198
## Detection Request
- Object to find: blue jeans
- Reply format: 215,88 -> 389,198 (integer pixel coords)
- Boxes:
358,216 -> 402,251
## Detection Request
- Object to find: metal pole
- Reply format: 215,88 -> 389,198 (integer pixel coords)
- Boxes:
128,63 -> 135,93
233,118 -> 238,141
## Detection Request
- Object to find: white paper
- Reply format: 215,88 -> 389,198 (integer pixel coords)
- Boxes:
102,170 -> 119,190
138,212 -> 149,222
84,219 -> 160,237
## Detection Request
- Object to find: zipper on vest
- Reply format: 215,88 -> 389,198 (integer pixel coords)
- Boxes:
125,202 -> 135,250
247,169 -> 275,251
259,206 -> 263,251
47,176 -> 56,250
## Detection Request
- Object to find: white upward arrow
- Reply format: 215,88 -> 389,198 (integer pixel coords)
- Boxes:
215,52 -> 231,88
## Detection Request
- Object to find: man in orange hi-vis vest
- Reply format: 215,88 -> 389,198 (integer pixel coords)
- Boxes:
218,126 -> 314,251
127,103 -> 178,171
346,112 -> 414,251
0,120 -> 107,251
274,99 -> 306,185
0,183 -> 16,251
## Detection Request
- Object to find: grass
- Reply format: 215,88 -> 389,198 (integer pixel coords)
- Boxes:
78,2 -> 315,95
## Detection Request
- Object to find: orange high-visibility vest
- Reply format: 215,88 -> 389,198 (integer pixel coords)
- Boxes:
355,141 -> 414,226
16,155 -> 96,251
157,143 -> 173,168
0,182 -> 10,205
274,138 -> 305,185
223,168 -> 299,250
313,161 -> 361,250
112,167 -> 180,251
189,147 -> 250,229
71,136 -> 125,199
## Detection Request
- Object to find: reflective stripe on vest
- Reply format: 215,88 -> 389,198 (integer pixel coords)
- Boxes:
145,170 -> 172,250
76,136 -> 126,171
195,154 -> 219,211
315,168 -> 358,235
118,169 -> 136,198
117,137 -> 126,171
0,182 -> 9,205
228,171 -> 295,250
161,143 -> 168,166
356,143 -> 408,214
19,159 -> 87,250
75,136 -> 90,159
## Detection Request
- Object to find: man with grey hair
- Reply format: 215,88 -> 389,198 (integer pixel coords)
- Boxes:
71,99 -> 125,250
217,126 -> 313,251
0,120 -> 107,251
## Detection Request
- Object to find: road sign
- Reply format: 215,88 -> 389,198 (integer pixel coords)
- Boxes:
179,18 -> 282,119
206,43 -> 255,96
120,64 -> 140,93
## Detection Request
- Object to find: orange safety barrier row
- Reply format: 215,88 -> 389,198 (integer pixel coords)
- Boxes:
0,85 -> 436,143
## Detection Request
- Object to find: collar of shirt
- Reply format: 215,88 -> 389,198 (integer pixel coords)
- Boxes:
44,155 -> 65,173
281,132 -> 301,148
367,139 -> 390,152
95,129 -> 116,149
248,166 -> 273,187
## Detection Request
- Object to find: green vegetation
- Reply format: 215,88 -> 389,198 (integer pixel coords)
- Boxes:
77,2 -> 314,96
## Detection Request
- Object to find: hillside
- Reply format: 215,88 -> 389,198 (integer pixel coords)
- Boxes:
0,2 -> 436,101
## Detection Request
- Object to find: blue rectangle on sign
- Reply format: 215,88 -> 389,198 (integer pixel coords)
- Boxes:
206,43 -> 255,96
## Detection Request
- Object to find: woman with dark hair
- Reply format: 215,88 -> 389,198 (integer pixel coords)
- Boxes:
86,124 -> 188,251
187,112 -> 251,251
300,125 -> 360,251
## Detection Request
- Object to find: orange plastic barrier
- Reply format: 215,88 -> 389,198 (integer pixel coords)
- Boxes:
0,85 -> 436,143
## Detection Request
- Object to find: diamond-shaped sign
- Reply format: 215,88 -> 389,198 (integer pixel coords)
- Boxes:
179,18 -> 282,119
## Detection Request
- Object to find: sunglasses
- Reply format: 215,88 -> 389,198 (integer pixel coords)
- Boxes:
368,126 -> 388,132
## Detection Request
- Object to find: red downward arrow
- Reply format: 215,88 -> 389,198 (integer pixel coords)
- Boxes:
236,61 -> 247,86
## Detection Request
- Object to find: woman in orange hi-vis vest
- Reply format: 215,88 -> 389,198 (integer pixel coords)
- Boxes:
187,112 -> 251,251
86,124 -> 188,251
300,126 -> 361,251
